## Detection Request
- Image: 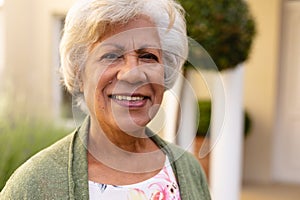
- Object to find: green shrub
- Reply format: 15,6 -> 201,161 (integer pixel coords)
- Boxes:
0,120 -> 70,191
178,0 -> 256,70
197,100 -> 212,137
197,100 -> 251,137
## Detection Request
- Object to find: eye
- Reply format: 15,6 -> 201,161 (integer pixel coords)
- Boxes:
139,53 -> 159,62
100,52 -> 122,61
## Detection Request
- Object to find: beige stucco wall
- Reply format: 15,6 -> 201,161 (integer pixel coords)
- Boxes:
0,7 -> 5,118
0,7 -> 4,78
1,0 -> 75,120
243,0 -> 281,183
0,8 -> 4,76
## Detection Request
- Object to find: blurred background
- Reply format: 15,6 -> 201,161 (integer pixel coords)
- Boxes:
0,0 -> 300,199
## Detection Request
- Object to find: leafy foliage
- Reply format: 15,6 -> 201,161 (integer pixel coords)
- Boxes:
197,100 -> 251,137
197,100 -> 211,137
178,0 -> 256,70
0,120 -> 70,191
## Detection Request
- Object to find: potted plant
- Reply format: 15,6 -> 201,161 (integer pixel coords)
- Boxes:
196,100 -> 252,137
177,0 -> 256,196
177,0 -> 256,149
194,100 -> 252,179
194,100 -> 212,178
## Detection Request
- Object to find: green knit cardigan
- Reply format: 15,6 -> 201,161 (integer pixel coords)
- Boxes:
0,118 -> 211,200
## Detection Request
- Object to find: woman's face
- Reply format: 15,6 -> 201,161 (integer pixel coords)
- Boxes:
82,16 -> 165,134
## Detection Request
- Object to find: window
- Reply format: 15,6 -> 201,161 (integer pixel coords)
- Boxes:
52,16 -> 73,120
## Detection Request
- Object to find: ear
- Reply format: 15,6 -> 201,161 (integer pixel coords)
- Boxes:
79,81 -> 84,92
78,75 -> 84,92
76,67 -> 84,92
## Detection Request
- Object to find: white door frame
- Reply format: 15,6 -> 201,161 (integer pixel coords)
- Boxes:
272,0 -> 300,183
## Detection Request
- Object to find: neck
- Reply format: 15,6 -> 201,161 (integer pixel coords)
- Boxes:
89,117 -> 149,153
87,118 -> 164,173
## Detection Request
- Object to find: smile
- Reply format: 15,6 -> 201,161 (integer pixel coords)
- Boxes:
109,94 -> 149,107
110,95 -> 146,101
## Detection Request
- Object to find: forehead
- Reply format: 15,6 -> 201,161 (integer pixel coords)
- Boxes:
96,16 -> 161,51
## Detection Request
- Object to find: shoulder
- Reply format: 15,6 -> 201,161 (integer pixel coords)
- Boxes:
167,143 -> 211,199
0,132 -> 76,199
148,131 -> 201,170
149,133 -> 211,199
150,132 -> 206,177
166,142 -> 203,172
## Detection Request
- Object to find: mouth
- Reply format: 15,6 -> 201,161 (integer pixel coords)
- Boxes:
109,94 -> 150,107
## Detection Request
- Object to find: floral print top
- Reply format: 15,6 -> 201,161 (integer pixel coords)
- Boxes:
88,157 -> 181,200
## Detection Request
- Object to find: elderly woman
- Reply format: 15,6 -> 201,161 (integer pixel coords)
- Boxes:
0,0 -> 210,199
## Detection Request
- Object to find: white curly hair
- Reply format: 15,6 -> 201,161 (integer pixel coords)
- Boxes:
59,0 -> 188,105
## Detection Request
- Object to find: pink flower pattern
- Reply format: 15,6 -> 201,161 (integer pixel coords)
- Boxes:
88,157 -> 181,200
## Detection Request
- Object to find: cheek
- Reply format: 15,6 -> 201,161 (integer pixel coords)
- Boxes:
94,80 -> 107,110
148,64 -> 164,83
82,75 -> 107,112
93,67 -> 114,95
153,67 -> 165,99
156,85 -> 165,102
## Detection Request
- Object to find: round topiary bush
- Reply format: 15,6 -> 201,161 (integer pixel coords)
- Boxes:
178,0 -> 256,70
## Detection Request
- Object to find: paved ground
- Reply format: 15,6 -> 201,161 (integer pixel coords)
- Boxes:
241,183 -> 300,200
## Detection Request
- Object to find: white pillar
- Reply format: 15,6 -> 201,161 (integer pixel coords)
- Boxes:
147,71 -> 183,143
210,65 -> 244,200
162,76 -> 182,143
177,69 -> 198,152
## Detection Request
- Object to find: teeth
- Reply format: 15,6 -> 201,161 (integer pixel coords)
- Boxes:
112,95 -> 145,101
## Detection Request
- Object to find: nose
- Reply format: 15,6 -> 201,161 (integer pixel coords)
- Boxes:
117,54 -> 147,84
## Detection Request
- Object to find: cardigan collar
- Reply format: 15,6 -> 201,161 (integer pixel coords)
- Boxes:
68,116 -> 190,199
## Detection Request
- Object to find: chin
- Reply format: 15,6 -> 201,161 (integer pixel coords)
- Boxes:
115,118 -> 150,135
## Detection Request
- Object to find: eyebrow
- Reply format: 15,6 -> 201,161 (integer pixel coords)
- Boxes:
98,43 -> 125,50
98,43 -> 161,51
